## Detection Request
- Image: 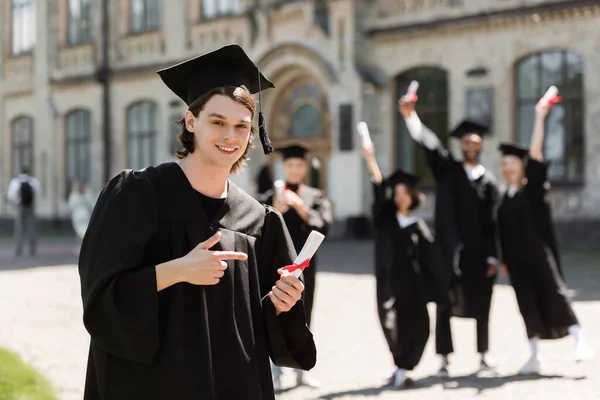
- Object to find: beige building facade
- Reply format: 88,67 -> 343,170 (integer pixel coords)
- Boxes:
0,0 -> 599,244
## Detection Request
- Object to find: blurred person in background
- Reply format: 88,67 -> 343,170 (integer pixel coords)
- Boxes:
6,167 -> 40,257
361,140 -> 450,388
496,99 -> 595,375
68,181 -> 97,245
260,144 -> 332,389
399,98 -> 500,376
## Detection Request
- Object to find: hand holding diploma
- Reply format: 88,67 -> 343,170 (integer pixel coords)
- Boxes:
405,80 -> 419,102
268,231 -> 326,314
536,86 -> 560,119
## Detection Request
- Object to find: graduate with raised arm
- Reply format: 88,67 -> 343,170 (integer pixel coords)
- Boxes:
496,95 -> 595,375
260,144 -> 332,388
360,135 -> 450,388
399,98 -> 499,376
78,44 -> 316,400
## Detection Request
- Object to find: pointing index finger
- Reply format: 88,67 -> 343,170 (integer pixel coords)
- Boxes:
213,251 -> 248,261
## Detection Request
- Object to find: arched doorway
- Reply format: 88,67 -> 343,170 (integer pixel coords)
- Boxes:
268,76 -> 331,191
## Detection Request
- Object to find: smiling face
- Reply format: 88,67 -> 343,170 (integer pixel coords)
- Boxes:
460,133 -> 483,163
393,183 -> 412,212
181,87 -> 256,173
282,157 -> 309,185
501,155 -> 525,186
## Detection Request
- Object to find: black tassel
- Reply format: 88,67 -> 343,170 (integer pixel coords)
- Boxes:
258,111 -> 273,155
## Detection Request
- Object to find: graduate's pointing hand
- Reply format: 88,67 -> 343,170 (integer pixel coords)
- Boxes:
182,231 -> 248,286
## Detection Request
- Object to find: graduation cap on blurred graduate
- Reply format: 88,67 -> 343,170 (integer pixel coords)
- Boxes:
384,169 -> 421,189
450,119 -> 490,139
276,144 -> 311,160
498,142 -> 529,159
157,44 -> 276,154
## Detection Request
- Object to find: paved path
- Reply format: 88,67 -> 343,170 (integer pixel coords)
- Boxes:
0,238 -> 599,400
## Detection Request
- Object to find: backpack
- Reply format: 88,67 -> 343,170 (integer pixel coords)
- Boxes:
20,180 -> 34,206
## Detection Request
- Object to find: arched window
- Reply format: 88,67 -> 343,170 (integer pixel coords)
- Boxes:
396,66 -> 449,183
11,116 -> 34,176
274,80 -> 328,138
291,104 -> 321,138
515,50 -> 584,182
127,101 -> 158,169
65,109 -> 92,185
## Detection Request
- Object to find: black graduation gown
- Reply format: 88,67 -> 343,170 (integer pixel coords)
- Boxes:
260,184 -> 333,327
371,182 -> 450,370
78,162 -> 316,400
497,159 -> 577,340
417,140 -> 499,320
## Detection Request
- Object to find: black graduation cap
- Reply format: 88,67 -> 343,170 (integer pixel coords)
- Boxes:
276,144 -> 310,160
157,44 -> 276,154
384,169 -> 421,189
450,119 -> 490,139
498,142 -> 529,159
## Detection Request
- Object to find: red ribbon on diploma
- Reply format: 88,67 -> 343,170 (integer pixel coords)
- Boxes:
546,94 -> 562,106
280,258 -> 311,274
405,93 -> 418,102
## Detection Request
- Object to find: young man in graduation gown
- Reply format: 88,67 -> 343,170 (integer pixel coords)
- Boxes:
399,99 -> 500,376
361,142 -> 451,388
496,100 -> 594,375
78,44 -> 317,400
260,144 -> 332,387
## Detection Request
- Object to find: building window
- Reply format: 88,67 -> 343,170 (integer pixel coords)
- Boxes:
65,109 -> 92,186
127,101 -> 158,169
11,116 -> 34,176
68,0 -> 94,45
291,104 -> 322,138
11,0 -> 36,54
130,0 -> 161,33
202,0 -> 240,19
515,50 -> 584,183
396,67 -> 449,183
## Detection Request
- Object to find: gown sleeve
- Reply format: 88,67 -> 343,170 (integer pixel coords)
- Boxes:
403,112 -> 454,178
371,181 -> 394,229
483,178 -> 500,262
78,170 -> 160,366
417,221 -> 452,306
305,191 -> 333,235
524,159 -> 550,202
258,206 -> 317,370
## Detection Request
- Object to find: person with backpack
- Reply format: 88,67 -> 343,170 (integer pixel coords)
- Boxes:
6,167 -> 40,256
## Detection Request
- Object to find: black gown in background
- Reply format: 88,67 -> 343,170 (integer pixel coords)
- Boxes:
261,183 -> 332,327
497,159 -> 577,339
78,162 -> 316,400
371,182 -> 450,370
412,130 -> 499,355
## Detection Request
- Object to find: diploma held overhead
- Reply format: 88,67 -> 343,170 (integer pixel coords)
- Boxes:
405,80 -> 419,102
540,86 -> 561,107
357,121 -> 373,149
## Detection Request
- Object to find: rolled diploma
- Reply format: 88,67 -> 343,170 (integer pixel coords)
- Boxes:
406,80 -> 419,99
357,121 -> 373,149
284,230 -> 326,278
274,179 -> 285,200
541,86 -> 558,105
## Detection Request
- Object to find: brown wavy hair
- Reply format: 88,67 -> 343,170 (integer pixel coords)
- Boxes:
175,86 -> 256,174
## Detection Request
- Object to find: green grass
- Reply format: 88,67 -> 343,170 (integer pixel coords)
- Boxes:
0,347 -> 58,400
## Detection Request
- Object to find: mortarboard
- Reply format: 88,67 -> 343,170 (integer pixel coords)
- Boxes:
157,44 -> 276,154
276,144 -> 310,160
384,169 -> 421,189
498,142 -> 529,159
450,119 -> 490,139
